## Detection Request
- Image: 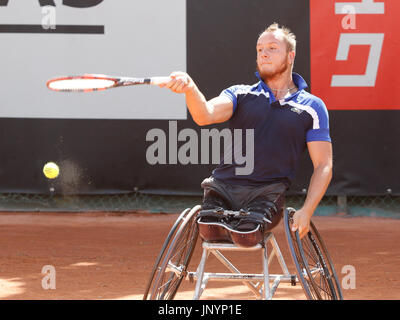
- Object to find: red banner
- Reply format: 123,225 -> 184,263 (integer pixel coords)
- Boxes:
310,0 -> 400,110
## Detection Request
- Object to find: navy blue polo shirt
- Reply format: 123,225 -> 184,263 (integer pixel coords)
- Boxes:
212,72 -> 331,188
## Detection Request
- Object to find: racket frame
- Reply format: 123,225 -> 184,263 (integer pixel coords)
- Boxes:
46,74 -> 169,92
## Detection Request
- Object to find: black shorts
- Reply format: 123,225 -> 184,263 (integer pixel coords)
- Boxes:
200,176 -> 287,232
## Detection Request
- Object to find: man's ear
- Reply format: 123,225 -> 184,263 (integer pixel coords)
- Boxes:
288,51 -> 296,65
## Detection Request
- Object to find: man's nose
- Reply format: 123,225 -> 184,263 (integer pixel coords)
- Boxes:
261,48 -> 269,58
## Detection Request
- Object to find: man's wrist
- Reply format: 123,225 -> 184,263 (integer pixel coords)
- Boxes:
184,83 -> 198,96
300,206 -> 315,218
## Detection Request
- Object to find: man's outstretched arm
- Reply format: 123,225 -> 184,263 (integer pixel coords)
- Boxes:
291,141 -> 333,239
158,71 -> 233,126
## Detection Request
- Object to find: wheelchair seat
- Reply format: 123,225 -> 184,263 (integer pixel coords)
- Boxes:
196,208 -> 272,247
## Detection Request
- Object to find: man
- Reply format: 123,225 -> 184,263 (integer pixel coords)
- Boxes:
159,23 -> 332,240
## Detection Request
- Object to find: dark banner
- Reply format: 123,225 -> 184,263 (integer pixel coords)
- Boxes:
0,0 -> 398,196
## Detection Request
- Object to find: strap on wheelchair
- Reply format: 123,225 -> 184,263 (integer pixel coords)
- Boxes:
197,207 -> 272,228
197,201 -> 281,247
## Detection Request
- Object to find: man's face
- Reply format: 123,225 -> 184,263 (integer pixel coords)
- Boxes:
256,31 -> 294,80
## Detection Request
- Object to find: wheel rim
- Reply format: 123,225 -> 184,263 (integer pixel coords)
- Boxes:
309,221 -> 343,299
156,222 -> 198,299
284,208 -> 343,300
284,208 -> 315,299
143,208 -> 190,300
150,205 -> 200,300
297,230 -> 336,299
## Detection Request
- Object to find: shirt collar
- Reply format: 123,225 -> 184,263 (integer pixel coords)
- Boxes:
254,71 -> 308,101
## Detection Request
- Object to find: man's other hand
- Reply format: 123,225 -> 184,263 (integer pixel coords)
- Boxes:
291,209 -> 312,239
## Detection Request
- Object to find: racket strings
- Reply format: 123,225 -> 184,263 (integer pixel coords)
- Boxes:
48,78 -> 116,91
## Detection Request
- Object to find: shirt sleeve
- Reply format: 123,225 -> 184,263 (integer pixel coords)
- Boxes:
306,98 -> 332,143
219,85 -> 244,114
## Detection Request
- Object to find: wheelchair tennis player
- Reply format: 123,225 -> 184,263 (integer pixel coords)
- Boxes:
159,23 -> 332,245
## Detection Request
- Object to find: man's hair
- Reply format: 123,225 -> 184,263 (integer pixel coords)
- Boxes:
260,22 -> 296,52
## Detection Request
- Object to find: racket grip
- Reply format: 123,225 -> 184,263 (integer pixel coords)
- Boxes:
150,77 -> 172,85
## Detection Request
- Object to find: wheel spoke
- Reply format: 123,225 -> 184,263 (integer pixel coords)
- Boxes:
284,209 -> 342,300
146,206 -> 200,300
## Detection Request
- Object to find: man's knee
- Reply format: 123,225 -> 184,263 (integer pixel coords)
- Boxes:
245,199 -> 277,219
201,189 -> 231,211
201,176 -> 232,211
244,195 -> 285,231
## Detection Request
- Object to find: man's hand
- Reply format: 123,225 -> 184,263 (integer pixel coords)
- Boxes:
158,71 -> 195,94
291,209 -> 312,239
291,142 -> 333,239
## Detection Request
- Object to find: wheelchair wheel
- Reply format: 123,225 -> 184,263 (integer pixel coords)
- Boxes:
145,205 -> 201,300
284,208 -> 343,300
143,207 -> 191,300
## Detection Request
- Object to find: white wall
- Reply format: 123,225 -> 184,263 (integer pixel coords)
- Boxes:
0,0 -> 186,119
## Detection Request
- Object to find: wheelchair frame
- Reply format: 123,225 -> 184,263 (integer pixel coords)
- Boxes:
143,205 -> 343,300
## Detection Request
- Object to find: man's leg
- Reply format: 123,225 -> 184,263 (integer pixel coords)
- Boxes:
200,176 -> 234,211
197,177 -> 235,243
243,194 -> 285,232
242,182 -> 287,232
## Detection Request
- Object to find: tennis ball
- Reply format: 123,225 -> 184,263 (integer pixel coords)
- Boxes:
43,162 -> 60,179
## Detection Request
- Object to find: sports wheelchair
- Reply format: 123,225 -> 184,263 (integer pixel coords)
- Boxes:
143,205 -> 343,300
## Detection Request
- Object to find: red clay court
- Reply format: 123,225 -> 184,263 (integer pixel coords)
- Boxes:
0,211 -> 398,300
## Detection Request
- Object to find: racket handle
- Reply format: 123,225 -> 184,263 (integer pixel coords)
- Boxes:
150,76 -> 172,85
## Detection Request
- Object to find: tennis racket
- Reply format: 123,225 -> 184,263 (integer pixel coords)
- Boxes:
46,74 -> 171,92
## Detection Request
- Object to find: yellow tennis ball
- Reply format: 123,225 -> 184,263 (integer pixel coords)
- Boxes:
43,162 -> 60,179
